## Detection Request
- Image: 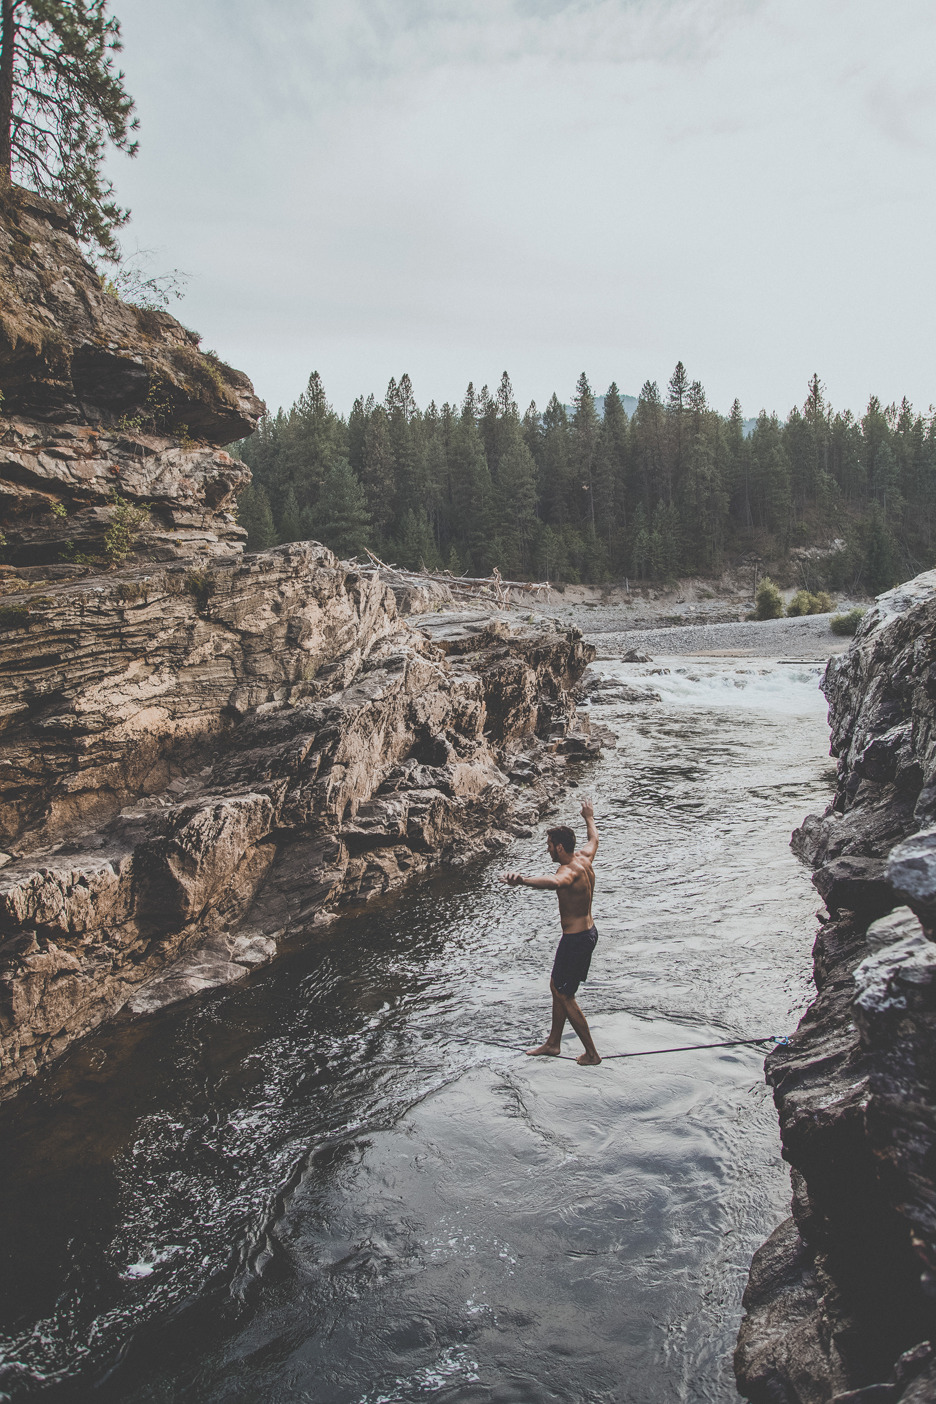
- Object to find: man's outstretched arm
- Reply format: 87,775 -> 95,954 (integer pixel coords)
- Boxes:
580,798 -> 599,859
500,869 -> 573,889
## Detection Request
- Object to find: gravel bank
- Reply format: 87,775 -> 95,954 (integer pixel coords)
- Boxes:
582,613 -> 851,659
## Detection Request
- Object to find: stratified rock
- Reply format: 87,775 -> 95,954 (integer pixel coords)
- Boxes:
1,185 -> 262,563
0,543 -> 597,1094
0,188 -> 262,438
737,571 -> 936,1403
0,187 -> 601,1105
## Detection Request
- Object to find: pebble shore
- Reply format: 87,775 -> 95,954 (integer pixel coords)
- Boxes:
580,612 -> 853,659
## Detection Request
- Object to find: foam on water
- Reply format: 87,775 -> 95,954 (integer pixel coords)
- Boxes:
594,656 -> 827,715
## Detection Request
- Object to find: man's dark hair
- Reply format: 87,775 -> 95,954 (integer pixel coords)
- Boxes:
547,825 -> 576,857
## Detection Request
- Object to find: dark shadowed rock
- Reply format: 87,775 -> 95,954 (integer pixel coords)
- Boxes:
812,855 -> 895,921
886,829 -> 936,936
737,571 -> 936,1404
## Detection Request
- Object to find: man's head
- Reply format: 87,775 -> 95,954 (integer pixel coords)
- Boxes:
546,825 -> 576,862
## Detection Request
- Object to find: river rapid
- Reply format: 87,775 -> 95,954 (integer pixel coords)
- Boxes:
0,654 -> 834,1403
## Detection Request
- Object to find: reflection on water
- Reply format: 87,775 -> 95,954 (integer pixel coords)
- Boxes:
0,658 -> 831,1403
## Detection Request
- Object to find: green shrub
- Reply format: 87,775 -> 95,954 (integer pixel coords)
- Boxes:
830,608 -> 866,636
0,604 -> 30,630
117,581 -> 148,603
754,576 -> 784,620
787,589 -> 835,617
184,568 -> 214,608
104,493 -> 150,566
60,540 -> 96,566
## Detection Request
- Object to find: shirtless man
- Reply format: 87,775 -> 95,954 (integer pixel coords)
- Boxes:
501,798 -> 601,1065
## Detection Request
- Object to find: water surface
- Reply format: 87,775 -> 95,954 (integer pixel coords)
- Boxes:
0,657 -> 832,1402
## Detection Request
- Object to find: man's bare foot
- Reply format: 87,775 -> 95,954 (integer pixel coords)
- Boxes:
526,1043 -> 561,1057
576,1051 -> 602,1065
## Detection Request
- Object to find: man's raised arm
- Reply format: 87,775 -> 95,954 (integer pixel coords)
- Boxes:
580,798 -> 599,859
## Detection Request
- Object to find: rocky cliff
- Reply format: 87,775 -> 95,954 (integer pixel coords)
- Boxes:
0,183 -> 261,563
735,571 -> 936,1403
0,189 -> 599,1100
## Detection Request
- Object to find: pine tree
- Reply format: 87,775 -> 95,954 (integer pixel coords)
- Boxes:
347,395 -> 368,474
663,361 -> 690,504
394,508 -> 437,571
318,458 -> 371,558
236,482 -> 277,552
492,399 -> 537,576
748,413 -> 792,536
451,395 -> 493,573
726,398 -> 750,530
629,501 -> 650,578
633,380 -> 665,511
861,502 -> 900,592
361,404 -> 395,539
863,395 -> 901,519
539,393 -> 572,525
667,361 -> 689,412
278,486 -> 303,544
0,0 -> 138,258
596,382 -> 629,569
279,371 -> 346,520
385,373 -> 422,525
571,372 -> 599,536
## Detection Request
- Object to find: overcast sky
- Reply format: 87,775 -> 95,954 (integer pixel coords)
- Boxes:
107,0 -> 936,421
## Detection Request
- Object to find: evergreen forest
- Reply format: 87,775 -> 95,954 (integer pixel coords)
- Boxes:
235,365 -> 936,593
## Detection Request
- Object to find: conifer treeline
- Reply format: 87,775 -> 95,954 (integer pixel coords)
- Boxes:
235,365 -> 936,592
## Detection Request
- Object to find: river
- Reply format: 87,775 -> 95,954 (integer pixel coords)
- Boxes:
0,654 -> 833,1403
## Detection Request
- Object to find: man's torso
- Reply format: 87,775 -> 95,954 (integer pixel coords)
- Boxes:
556,851 -> 595,932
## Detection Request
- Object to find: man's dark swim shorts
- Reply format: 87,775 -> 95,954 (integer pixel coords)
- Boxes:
551,925 -> 598,998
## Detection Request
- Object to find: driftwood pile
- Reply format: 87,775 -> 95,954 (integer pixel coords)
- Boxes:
361,551 -> 553,608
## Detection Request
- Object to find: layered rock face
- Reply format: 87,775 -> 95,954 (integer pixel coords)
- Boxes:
0,191 -> 598,1100
736,572 -> 936,1403
1,184 -> 262,562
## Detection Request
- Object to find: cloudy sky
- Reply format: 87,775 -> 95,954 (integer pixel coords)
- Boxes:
108,0 -> 936,421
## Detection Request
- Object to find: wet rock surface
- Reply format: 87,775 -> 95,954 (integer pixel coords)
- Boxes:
736,571 -> 936,1402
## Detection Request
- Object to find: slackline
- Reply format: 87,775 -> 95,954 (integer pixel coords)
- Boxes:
452,1034 -> 790,1062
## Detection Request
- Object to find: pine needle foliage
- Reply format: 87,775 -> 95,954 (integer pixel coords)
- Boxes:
0,0 -> 138,258
237,366 -> 936,590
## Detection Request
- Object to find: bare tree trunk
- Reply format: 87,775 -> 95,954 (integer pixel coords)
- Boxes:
0,0 -> 18,180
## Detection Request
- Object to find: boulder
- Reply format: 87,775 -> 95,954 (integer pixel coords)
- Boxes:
886,829 -> 936,936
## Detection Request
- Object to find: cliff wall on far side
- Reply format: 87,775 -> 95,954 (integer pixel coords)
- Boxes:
735,571 -> 936,1403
